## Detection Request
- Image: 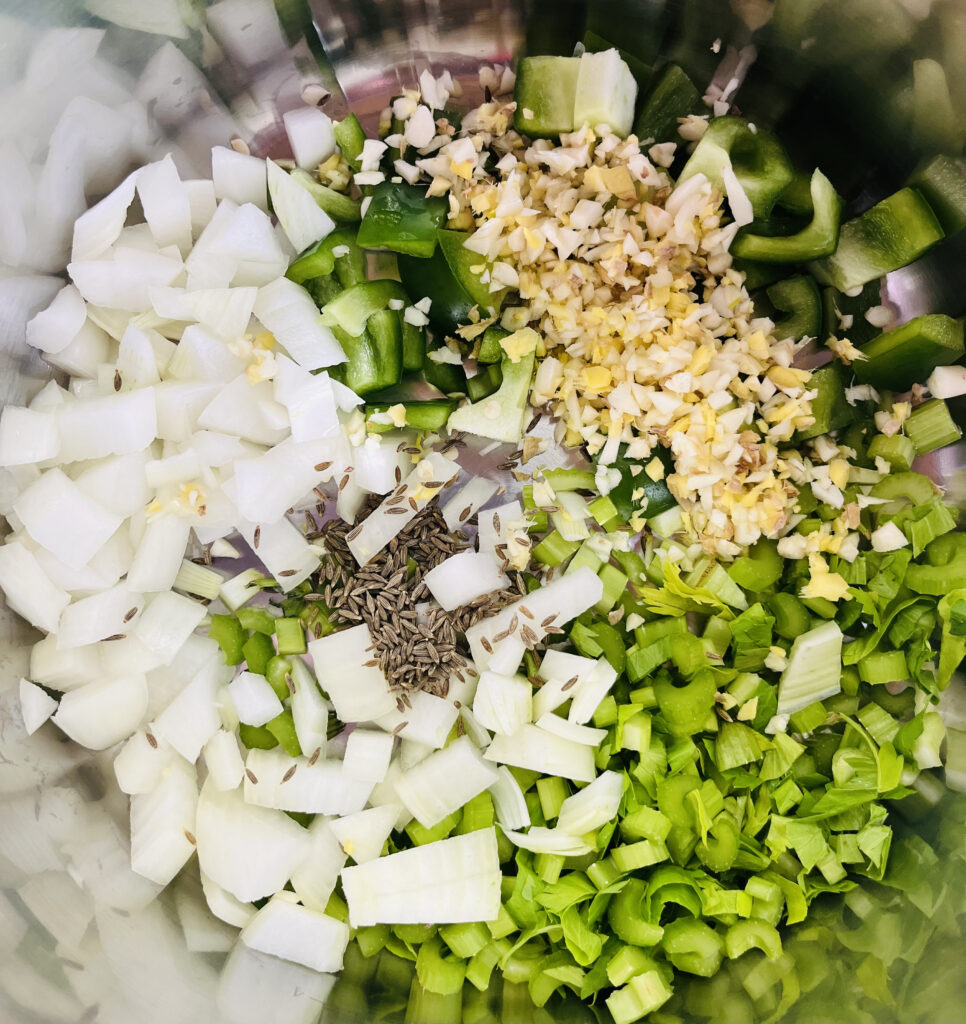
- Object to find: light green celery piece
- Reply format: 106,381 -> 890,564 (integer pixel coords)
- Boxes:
606,970 -> 673,1024
776,621 -> 843,717
447,349 -> 536,443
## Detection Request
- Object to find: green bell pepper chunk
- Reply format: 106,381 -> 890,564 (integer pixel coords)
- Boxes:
466,362 -> 503,402
266,708 -> 302,757
678,116 -> 795,220
633,61 -> 700,146
909,153 -> 966,236
853,314 -> 964,390
763,276 -> 822,343
365,400 -> 457,434
356,181 -> 447,258
477,326 -> 509,364
732,169 -> 841,263
330,317 -> 402,397
239,722 -> 279,750
289,169 -> 362,222
398,314 -> 427,372
811,187 -> 944,292
422,342 -> 468,396
287,226 -> 366,288
333,113 -> 366,172
792,362 -> 854,442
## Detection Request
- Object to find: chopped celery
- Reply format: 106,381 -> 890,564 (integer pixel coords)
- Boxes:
447,347 -> 536,443
776,621 -> 843,716
237,606 -> 277,635
532,530 -> 581,567
904,398 -> 962,455
868,433 -> 916,472
793,363 -> 854,441
606,970 -> 672,1024
274,617 -> 307,655
210,613 -> 246,665
242,631 -> 275,675
909,153 -> 966,236
265,709 -> 302,757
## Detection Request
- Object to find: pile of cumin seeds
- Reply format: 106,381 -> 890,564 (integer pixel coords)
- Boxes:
315,501 -> 534,696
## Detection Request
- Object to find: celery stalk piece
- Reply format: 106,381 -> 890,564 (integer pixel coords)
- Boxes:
447,347 -> 536,443
775,620 -> 843,717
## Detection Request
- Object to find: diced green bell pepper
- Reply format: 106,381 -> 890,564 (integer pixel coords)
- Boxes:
764,275 -> 822,342
633,61 -> 700,146
356,181 -> 448,258
853,314 -> 964,390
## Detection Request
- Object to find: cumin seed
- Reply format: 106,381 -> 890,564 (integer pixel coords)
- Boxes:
253,526 -> 261,548
281,765 -> 297,783
246,769 -> 258,784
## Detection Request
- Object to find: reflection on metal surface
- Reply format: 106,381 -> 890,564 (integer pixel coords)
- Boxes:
0,1 -> 964,1022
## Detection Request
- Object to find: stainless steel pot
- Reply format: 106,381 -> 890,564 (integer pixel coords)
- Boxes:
0,1 -> 964,1021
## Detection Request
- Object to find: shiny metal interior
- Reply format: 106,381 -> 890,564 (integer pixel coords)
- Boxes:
0,1 -> 965,1021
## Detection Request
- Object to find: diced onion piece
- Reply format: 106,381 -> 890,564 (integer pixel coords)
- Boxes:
0,542 -> 69,635
231,438 -> 330,524
57,389 -> 158,463
488,765 -> 530,831
870,521 -> 909,553
342,728 -> 394,784
568,657 -> 619,725
484,724 -> 596,783
290,816 -> 347,912
57,584 -> 141,651
394,735 -> 499,828
71,168 -> 139,262
329,805 -> 397,864
14,467 -> 122,570
375,690 -> 459,749
134,591 -> 206,667
536,712 -> 608,747
440,475 -> 499,532
472,671 -> 532,736
341,828 -> 501,927
152,660 -> 223,763
201,871 -> 255,928
25,283 -> 87,355
556,769 -> 624,834
267,159 -> 335,254
347,451 -> 459,565
195,781 -> 307,903
308,624 -> 397,722
30,633 -> 102,691
126,516 -> 192,594
197,375 -> 288,446
466,566 -> 603,676
19,678 -> 57,736
424,550 -> 508,611
211,146 -> 268,210
289,659 -> 329,760
253,277 -> 345,370
502,827 -> 596,857
137,154 -> 193,255
203,729 -> 245,791
0,406 -> 60,466
535,649 -> 598,718
237,518 -> 320,592
130,758 -> 198,886
274,358 -> 340,442
52,673 -> 149,750
228,671 -> 283,727
282,107 -> 337,170
243,749 -> 372,816
241,893 -> 350,973
114,730 -> 179,795
927,364 -> 966,400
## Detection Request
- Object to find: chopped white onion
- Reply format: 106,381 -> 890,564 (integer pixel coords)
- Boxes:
329,805 -> 397,864
114,730 -> 179,795
266,158 -> 336,254
195,780 -> 307,903
472,671 -> 532,736
556,769 -> 624,834
14,467 -> 122,570
289,816 -> 347,912
56,584 -> 141,651
282,107 -> 337,170
488,765 -> 530,831
394,735 -> 499,828
342,728 -> 394,785
130,757 -> 198,886
152,660 -> 223,763
203,729 -> 245,792
536,712 -> 608,747
137,154 -> 193,255
228,671 -> 283,727
341,827 -> 501,927
71,168 -> 139,262
211,145 -> 268,211
503,827 -> 596,857
927,364 -> 966,399
242,892 -> 350,975
534,649 -> 598,718
52,673 -> 149,750
484,724 -> 596,783
126,515 -> 192,593
0,406 -> 60,467
289,658 -> 329,760
237,518 -> 320,592
253,277 -> 345,370
243,749 -> 373,816
308,624 -> 397,722
18,678 -> 58,736
0,541 -> 70,634
568,657 -> 619,725
57,389 -> 158,463
424,550 -> 508,611
374,690 -> 460,749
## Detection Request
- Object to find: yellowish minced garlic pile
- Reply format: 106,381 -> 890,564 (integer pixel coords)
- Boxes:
374,69 -> 873,578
